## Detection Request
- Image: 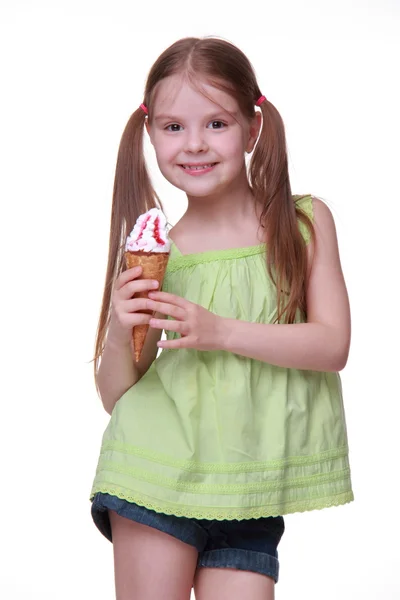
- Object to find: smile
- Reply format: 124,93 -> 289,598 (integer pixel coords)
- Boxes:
179,163 -> 218,175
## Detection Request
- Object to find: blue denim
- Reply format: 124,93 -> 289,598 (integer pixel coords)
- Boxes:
91,493 -> 284,583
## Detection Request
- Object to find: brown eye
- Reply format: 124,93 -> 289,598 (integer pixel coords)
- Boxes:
166,124 -> 183,132
208,121 -> 226,129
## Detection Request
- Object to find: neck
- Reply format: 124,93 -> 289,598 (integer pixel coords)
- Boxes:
184,168 -> 260,227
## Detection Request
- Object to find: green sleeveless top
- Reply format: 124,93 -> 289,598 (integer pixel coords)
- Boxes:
90,195 -> 353,519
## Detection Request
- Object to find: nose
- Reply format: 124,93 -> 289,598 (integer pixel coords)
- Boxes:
184,128 -> 209,153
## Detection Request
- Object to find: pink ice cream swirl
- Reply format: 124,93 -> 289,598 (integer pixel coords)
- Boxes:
125,208 -> 170,253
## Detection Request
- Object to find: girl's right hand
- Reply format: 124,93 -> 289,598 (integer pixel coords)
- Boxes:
107,266 -> 160,347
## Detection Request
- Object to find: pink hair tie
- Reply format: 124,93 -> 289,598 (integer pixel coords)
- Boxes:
256,95 -> 266,107
140,103 -> 148,114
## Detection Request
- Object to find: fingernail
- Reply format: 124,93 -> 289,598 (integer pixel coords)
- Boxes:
152,281 -> 159,287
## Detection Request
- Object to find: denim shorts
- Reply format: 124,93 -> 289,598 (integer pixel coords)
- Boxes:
91,492 -> 284,583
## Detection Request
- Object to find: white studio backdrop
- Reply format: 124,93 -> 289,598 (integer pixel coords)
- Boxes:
0,1 -> 399,598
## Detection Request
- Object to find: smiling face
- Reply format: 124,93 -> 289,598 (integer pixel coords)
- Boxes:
146,74 -> 261,200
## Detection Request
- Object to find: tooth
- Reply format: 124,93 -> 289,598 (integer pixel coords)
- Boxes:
183,164 -> 214,170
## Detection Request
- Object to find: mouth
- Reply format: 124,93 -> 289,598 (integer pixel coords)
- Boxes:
178,162 -> 218,174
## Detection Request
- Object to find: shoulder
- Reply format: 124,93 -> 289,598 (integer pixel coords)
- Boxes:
311,195 -> 335,224
308,196 -> 340,257
294,194 -> 335,226
295,195 -> 340,276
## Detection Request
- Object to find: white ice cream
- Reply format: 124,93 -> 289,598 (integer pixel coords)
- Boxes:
125,208 -> 170,253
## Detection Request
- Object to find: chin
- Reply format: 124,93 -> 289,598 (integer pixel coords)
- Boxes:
163,174 -> 221,197
181,183 -> 223,198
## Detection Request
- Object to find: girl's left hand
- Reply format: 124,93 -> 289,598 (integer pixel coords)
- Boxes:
147,291 -> 226,351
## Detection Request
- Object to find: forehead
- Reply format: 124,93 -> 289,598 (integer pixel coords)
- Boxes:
152,74 -> 240,117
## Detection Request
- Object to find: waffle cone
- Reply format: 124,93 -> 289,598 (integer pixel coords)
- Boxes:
125,251 -> 169,362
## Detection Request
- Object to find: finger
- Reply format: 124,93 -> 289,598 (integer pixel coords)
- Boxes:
115,266 -> 143,290
149,318 -> 188,334
157,338 -> 186,350
129,313 -> 152,326
148,291 -> 189,309
157,337 -> 188,349
147,301 -> 186,320
112,312 -> 152,329
111,304 -> 153,323
122,298 -> 159,313
119,278 -> 159,300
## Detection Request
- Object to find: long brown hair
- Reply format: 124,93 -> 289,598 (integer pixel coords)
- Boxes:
93,36 -> 315,380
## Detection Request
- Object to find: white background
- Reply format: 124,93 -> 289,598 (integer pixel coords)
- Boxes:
1,0 -> 399,598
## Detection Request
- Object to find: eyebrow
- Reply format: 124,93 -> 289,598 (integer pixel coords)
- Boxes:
154,111 -> 238,123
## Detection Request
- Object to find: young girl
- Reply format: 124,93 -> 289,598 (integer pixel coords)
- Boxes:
90,36 -> 353,600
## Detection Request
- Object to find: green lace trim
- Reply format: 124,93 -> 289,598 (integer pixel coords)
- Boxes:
101,440 -> 349,474
96,460 -> 350,495
166,194 -> 313,272
90,485 -> 354,520
167,242 -> 266,272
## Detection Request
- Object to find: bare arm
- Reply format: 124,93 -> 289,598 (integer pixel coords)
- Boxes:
220,198 -> 351,371
96,318 -> 162,415
221,322 -> 346,372
96,265 -> 163,414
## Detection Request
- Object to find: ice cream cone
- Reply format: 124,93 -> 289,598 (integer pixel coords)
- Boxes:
125,250 -> 169,362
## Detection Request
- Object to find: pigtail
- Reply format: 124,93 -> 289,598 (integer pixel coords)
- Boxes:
92,107 -> 162,383
250,100 -> 315,324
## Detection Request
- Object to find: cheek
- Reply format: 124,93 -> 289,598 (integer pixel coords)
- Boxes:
160,148 -> 183,172
152,134 -> 177,162
152,145 -> 185,188
154,142 -> 171,163
223,140 -> 246,168
217,132 -> 246,159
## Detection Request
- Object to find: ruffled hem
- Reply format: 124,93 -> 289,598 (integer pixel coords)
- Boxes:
89,485 -> 354,520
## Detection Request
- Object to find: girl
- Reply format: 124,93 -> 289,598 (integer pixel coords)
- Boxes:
90,36 -> 353,600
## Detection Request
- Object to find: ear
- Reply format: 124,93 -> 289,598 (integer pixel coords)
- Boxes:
145,119 -> 154,146
246,111 -> 262,153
